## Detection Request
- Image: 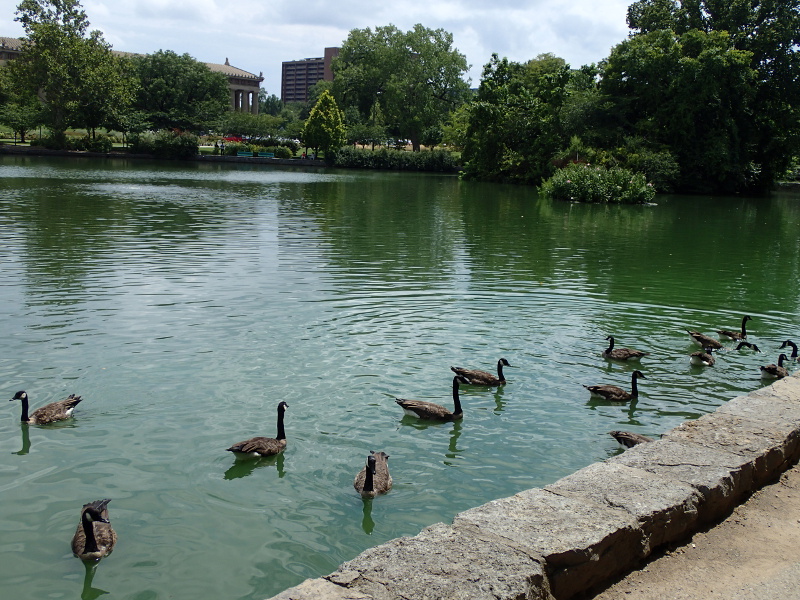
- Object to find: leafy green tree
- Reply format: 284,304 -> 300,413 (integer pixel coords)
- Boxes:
258,90 -> 283,116
302,89 -> 346,159
600,29 -> 757,192
8,0 -> 132,145
333,24 -> 471,151
461,53 -> 572,183
129,50 -> 230,131
0,98 -> 41,142
624,0 -> 800,190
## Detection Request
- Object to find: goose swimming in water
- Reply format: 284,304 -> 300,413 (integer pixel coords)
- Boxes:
736,341 -> 761,352
353,451 -> 392,498
584,370 -> 646,402
601,336 -> 647,361
395,376 -> 469,420
10,391 -> 83,425
690,346 -> 716,367
780,340 -> 798,361
760,354 -> 789,380
451,358 -> 510,386
227,401 -> 288,458
686,330 -> 723,349
716,315 -> 752,340
609,431 -> 653,448
71,499 -> 117,562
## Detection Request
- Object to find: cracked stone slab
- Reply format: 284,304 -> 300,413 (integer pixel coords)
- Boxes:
333,522 -> 553,600
663,410 -> 800,486
607,438 -> 754,523
451,488 -> 645,599
545,461 -> 701,552
267,576 -> 373,600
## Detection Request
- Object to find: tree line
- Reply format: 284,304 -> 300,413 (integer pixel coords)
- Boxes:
1,0 -> 798,193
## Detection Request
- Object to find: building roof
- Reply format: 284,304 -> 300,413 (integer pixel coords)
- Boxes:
0,36 -> 25,51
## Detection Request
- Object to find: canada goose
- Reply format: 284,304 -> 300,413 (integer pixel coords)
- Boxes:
584,370 -> 646,402
227,401 -> 288,457
690,346 -> 716,366
353,451 -> 392,498
760,354 -> 789,380
716,315 -> 751,340
9,391 -> 82,425
780,340 -> 798,361
609,430 -> 653,448
736,341 -> 761,352
395,376 -> 469,420
601,336 -> 647,361
686,330 -> 723,349
72,499 -> 117,561
451,358 -> 510,386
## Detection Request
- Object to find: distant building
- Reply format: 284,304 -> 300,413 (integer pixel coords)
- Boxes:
281,47 -> 339,103
0,36 -> 264,114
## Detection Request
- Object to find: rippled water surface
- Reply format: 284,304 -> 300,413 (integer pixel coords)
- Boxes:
1,156 -> 799,600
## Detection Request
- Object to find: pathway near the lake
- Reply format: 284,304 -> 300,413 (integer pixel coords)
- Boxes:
585,459 -> 800,600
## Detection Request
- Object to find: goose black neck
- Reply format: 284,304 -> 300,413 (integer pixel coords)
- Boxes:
606,337 -> 615,352
276,407 -> 286,441
363,462 -> 375,492
630,373 -> 640,397
452,377 -> 463,415
82,512 -> 99,553
741,317 -> 748,336
788,342 -> 798,358
19,397 -> 29,423
496,360 -> 506,381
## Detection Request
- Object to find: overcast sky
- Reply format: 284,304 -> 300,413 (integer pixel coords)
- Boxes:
1,0 -> 634,94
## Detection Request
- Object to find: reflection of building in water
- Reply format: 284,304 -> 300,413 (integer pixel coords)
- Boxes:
281,47 -> 340,103
0,36 -> 264,114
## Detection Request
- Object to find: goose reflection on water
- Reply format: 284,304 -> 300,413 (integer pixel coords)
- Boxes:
80,561 -> 110,600
223,452 -> 286,480
14,424 -> 31,456
360,498 -> 375,535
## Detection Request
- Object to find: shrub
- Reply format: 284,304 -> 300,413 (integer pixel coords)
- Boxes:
540,163 -> 656,204
333,147 -> 459,172
128,130 -> 199,159
75,135 -> 114,153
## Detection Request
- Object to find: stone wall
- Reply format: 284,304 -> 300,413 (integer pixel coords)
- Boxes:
267,375 -> 800,600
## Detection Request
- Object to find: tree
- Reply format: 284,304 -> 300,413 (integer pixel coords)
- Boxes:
302,89 -> 346,159
333,24 -> 471,151
129,50 -> 230,131
624,0 -> 800,190
7,0 -> 132,145
461,53 -> 572,183
258,90 -> 283,116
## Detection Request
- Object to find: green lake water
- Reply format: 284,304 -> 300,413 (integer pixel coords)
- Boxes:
0,155 -> 798,600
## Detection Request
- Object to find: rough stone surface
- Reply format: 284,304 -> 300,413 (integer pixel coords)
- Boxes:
451,488 -> 645,599
545,461 -> 701,552
267,577 -> 372,599
334,522 -> 553,600
606,439 -> 754,523
663,411 -> 798,486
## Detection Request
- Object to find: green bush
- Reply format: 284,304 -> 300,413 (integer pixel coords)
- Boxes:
333,147 -> 459,172
540,163 -> 656,204
74,135 -> 114,153
129,130 -> 199,159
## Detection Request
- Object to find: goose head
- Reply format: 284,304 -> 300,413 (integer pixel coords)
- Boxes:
10,391 -> 27,402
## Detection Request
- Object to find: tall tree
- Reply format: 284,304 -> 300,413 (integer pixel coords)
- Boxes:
8,0 -> 131,145
461,53 -> 572,183
625,0 -> 800,190
302,89 -> 346,159
333,24 -> 471,151
129,50 -> 230,132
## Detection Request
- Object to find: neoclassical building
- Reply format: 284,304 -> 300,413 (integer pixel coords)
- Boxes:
0,36 -> 263,114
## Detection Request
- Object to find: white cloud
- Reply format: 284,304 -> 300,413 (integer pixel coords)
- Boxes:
1,0 -> 633,94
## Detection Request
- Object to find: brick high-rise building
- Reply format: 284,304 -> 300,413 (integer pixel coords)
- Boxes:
281,47 -> 339,103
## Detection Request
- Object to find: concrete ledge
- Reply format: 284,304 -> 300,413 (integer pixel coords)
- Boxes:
266,375 -> 800,600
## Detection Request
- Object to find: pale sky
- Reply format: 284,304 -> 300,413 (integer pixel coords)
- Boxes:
1,0 -> 634,95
